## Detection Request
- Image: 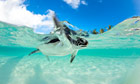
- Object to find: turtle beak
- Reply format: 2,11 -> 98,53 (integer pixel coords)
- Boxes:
81,40 -> 88,47
81,45 -> 87,47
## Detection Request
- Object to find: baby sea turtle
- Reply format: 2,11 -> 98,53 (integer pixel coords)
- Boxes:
29,15 -> 88,63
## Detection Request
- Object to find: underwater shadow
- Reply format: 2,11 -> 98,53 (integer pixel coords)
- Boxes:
0,56 -> 24,84
26,64 -> 46,84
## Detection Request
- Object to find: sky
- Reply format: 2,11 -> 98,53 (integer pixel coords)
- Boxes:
0,0 -> 139,33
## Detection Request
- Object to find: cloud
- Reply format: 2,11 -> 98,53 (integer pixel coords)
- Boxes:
63,0 -> 88,9
0,0 -> 55,34
81,1 -> 88,5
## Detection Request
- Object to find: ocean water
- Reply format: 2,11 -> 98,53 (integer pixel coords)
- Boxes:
0,17 -> 140,84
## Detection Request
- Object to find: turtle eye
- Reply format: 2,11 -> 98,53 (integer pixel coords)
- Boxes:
79,39 -> 83,42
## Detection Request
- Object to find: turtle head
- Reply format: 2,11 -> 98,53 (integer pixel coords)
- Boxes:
75,37 -> 88,49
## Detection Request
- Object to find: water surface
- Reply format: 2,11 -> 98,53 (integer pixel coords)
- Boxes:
0,17 -> 140,84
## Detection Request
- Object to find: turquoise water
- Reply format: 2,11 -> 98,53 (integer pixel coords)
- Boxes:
0,17 -> 140,84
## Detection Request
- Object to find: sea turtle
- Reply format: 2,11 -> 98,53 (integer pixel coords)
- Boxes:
28,15 -> 88,63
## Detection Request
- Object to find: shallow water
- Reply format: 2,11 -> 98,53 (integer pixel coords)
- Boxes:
0,17 -> 140,84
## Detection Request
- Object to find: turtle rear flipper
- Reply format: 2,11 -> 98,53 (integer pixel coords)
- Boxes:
28,49 -> 40,56
46,55 -> 50,61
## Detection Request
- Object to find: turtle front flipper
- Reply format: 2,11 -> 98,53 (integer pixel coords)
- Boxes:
70,50 -> 78,63
53,15 -> 62,29
52,15 -> 71,46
